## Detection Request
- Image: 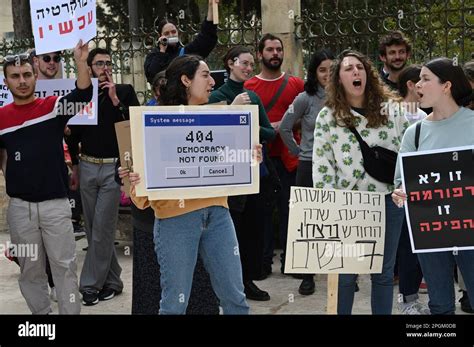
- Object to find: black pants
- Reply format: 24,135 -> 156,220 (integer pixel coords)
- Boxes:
263,157 -> 296,270
230,192 -> 265,281
397,217 -> 423,301
131,206 -> 219,315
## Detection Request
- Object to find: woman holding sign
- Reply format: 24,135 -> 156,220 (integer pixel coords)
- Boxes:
209,45 -> 275,301
392,58 -> 474,315
312,50 -> 410,314
124,55 -> 263,314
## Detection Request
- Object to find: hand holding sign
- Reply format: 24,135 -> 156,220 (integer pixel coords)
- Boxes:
73,39 -> 89,63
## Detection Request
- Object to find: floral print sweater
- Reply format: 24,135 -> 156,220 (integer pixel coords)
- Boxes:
312,106 -> 410,194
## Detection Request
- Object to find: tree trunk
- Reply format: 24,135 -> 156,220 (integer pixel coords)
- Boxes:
12,0 -> 32,39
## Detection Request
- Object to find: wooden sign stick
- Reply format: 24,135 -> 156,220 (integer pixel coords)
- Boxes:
212,0 -> 219,25
327,274 -> 338,314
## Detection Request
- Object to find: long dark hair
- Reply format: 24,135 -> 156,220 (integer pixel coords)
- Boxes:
305,49 -> 335,96
424,58 -> 473,107
398,64 -> 422,98
159,55 -> 202,106
157,18 -> 178,36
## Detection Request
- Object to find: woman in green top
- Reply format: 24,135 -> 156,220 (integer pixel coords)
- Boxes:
209,46 -> 276,301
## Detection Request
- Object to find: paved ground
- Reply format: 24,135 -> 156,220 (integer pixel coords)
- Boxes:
0,231 -> 468,315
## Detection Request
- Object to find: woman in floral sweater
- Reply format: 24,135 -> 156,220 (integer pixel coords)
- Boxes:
312,50 -> 410,314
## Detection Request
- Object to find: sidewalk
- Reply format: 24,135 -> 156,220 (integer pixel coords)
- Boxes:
0,231 -> 468,315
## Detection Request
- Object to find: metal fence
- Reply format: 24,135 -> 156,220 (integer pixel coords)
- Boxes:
1,0 -> 472,104
295,0 -> 474,69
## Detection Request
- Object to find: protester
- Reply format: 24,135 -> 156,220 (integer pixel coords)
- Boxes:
313,50 -> 409,314
245,34 -> 304,276
280,48 -> 334,295
209,45 -> 275,301
378,31 -> 412,91
66,48 -> 139,306
392,57 -> 474,315
124,55 -> 263,314
0,40 -> 92,314
144,0 -> 219,84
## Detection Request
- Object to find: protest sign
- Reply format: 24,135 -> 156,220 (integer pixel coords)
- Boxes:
284,187 -> 386,274
0,74 -> 14,107
130,105 -> 259,200
30,0 -> 97,55
35,78 -> 98,125
400,145 -> 474,253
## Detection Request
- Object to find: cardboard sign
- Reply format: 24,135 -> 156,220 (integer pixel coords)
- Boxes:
400,145 -> 474,253
30,0 -> 97,55
284,187 -> 386,274
130,105 -> 259,200
115,120 -> 132,197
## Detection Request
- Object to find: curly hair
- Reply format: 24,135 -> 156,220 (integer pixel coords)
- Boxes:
325,50 -> 398,128
158,55 -> 202,106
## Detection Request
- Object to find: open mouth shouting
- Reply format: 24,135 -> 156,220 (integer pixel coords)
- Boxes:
353,79 -> 362,88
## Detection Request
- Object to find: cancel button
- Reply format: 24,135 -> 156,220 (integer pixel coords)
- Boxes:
202,165 -> 234,177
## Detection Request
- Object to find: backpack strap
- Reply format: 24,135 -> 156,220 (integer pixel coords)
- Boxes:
415,121 -> 422,150
264,73 -> 290,114
179,47 -> 185,57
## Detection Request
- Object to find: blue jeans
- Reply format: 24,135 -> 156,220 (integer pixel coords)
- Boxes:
153,206 -> 249,314
417,250 -> 474,314
338,194 -> 404,314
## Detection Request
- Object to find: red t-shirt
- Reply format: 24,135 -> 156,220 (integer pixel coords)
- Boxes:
245,73 -> 304,172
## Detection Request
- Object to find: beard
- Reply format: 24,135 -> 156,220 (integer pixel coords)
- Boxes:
262,56 -> 283,71
387,60 -> 407,72
11,87 -> 35,101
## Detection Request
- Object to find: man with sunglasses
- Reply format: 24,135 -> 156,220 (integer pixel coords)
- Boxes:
31,50 -> 62,80
0,40 -> 92,314
66,48 -> 139,306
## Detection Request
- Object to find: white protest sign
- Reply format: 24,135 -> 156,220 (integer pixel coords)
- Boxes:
30,0 -> 97,55
130,105 -> 260,200
284,187 -> 386,274
0,74 -> 14,107
35,78 -> 98,125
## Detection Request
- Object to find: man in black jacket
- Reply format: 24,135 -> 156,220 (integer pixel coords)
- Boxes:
0,40 -> 92,314
144,0 -> 219,84
66,48 -> 139,306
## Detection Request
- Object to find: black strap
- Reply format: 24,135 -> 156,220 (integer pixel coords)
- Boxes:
348,126 -> 370,150
264,73 -> 290,113
415,121 -> 422,150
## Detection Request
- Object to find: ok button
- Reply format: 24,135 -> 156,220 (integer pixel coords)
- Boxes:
166,166 -> 200,179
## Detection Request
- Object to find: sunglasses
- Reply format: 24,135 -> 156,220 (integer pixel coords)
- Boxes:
41,55 -> 61,63
92,61 -> 114,68
4,53 -> 30,64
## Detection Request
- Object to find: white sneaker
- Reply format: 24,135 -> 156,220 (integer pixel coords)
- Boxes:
50,287 -> 58,302
398,300 -> 430,315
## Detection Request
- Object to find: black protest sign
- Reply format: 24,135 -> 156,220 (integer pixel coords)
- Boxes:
401,146 -> 474,252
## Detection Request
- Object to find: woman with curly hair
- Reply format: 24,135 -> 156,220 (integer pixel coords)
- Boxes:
312,50 -> 410,314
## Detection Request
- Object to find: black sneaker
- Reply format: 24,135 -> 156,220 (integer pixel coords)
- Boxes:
98,287 -> 122,301
82,290 -> 99,306
459,290 -> 474,314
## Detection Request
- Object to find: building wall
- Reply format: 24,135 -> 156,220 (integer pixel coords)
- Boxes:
0,1 -> 14,39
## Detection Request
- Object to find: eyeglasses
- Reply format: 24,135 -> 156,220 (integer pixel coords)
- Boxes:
4,53 -> 30,64
41,55 -> 61,63
92,61 -> 114,68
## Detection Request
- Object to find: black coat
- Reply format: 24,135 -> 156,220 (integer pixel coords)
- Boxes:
144,20 -> 217,84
